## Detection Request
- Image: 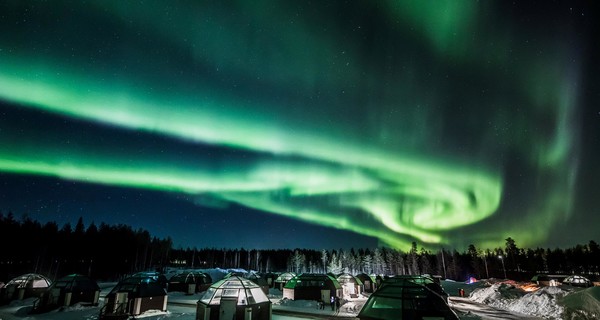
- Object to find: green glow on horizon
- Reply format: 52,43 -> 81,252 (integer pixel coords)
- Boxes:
0,1 -> 581,250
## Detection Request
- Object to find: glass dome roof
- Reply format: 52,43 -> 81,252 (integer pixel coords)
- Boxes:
5,273 -> 51,289
274,272 -> 296,282
199,276 -> 270,306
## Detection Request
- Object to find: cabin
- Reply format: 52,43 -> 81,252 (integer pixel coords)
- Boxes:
168,272 -> 213,294
356,273 -> 377,293
99,274 -> 167,319
32,274 -> 100,313
273,272 -> 296,291
282,273 -> 342,302
336,273 -> 363,297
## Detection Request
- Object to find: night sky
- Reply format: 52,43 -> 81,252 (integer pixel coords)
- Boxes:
0,1 -> 598,251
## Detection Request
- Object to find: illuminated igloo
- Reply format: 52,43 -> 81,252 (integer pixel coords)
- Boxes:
196,275 -> 271,320
562,275 -> 593,288
0,273 -> 52,304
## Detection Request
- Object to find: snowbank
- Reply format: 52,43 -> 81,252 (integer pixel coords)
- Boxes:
469,283 -> 528,306
468,280 -> 600,320
507,286 -> 566,319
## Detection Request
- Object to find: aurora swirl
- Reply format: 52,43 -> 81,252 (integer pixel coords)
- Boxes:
0,1 -> 592,250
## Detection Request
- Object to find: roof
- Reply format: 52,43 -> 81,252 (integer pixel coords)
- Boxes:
274,272 -> 296,282
337,273 -> 364,286
284,273 -> 341,289
563,275 -> 592,285
4,273 -> 51,289
381,275 -> 448,300
358,282 -> 458,320
109,275 -> 167,297
169,271 -> 211,284
382,275 -> 437,286
51,274 -> 99,291
198,276 -> 270,306
225,272 -> 268,287
355,273 -> 376,282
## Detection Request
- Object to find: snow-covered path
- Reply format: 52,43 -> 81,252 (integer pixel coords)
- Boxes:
450,297 -> 543,320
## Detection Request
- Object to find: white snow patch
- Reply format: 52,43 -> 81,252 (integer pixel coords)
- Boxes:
506,286 -> 566,319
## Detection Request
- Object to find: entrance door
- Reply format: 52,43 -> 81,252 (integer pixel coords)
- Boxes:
345,283 -> 356,295
220,297 -> 237,320
320,290 -> 330,305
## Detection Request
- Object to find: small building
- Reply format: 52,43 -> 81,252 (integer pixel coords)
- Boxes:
273,272 -> 296,291
168,272 -> 213,295
99,274 -> 168,319
357,281 -> 459,320
356,273 -> 377,293
260,273 -> 277,288
32,273 -> 100,313
196,275 -> 271,320
0,273 -> 52,305
530,274 -> 568,286
282,273 -> 342,302
336,273 -> 363,297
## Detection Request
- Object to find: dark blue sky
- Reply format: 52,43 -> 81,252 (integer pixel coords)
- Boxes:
0,1 -> 598,251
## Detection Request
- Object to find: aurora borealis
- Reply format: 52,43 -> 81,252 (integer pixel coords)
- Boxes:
0,1 -> 597,250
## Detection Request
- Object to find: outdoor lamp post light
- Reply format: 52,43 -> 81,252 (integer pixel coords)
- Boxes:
498,255 -> 507,279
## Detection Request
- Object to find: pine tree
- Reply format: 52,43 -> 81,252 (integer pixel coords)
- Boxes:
328,252 -> 343,274
373,248 -> 385,275
362,254 -> 373,274
321,249 -> 328,273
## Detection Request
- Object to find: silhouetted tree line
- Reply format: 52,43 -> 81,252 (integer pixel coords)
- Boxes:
0,212 -> 171,282
283,238 -> 600,282
1,212 -> 599,283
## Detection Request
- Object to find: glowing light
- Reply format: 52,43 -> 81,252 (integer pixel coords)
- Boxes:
0,1 -> 582,250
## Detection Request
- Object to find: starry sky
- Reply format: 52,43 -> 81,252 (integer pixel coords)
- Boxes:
0,1 -> 598,251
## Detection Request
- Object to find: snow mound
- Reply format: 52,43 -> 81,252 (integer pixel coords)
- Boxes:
560,286 -> 600,320
469,283 -> 526,306
506,286 -> 566,319
469,283 -> 567,319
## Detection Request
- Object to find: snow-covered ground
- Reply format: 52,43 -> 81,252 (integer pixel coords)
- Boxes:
1,271 -> 599,320
442,278 -> 600,320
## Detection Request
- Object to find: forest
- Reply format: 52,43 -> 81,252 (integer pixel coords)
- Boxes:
1,211 -> 599,283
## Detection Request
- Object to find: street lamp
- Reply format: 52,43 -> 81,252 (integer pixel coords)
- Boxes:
498,255 -> 507,279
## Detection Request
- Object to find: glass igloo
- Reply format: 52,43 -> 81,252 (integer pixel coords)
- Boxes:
562,275 -> 592,287
197,276 -> 271,320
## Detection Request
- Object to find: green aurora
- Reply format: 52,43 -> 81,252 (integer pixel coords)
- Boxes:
0,1 -> 586,250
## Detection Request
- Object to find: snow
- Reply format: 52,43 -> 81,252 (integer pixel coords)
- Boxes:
1,275 -> 599,320
449,279 -> 600,320
268,288 -> 368,318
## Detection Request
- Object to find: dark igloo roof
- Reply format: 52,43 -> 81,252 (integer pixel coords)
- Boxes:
51,274 -> 99,292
